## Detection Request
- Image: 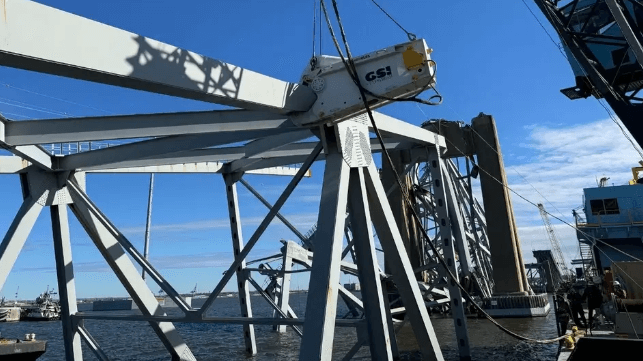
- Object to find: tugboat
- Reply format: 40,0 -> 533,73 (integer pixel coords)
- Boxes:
22,288 -> 60,321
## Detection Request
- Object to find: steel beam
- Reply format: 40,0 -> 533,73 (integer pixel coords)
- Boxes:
77,324 -> 109,361
0,193 -> 44,291
197,144 -> 322,316
0,140 -> 53,171
4,110 -> 290,145
73,313 -> 362,327
80,138 -> 400,172
58,127 -> 298,171
299,151 -> 350,361
347,167 -> 393,361
87,162 -> 309,177
443,165 -> 473,276
0,156 -> 27,173
223,173 -> 257,355
0,0 -> 316,114
370,112 -> 446,147
51,205 -> 83,361
427,147 -> 471,361
605,0 -> 643,71
239,179 -> 308,246
363,163 -> 444,361
66,181 -> 191,313
246,276 -> 302,336
68,190 -> 195,361
274,245 -> 293,333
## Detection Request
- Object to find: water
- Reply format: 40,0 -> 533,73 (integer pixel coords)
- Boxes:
0,293 -> 560,360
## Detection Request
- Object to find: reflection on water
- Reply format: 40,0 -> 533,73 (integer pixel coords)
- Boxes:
0,293 -> 559,360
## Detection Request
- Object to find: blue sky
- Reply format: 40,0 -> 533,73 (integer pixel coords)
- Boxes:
0,0 -> 641,299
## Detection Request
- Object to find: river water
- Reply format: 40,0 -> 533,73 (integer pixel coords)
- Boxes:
0,293 -> 559,360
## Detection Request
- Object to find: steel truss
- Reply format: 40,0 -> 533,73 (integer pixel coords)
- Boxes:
0,1 -> 492,360
534,0 -> 643,145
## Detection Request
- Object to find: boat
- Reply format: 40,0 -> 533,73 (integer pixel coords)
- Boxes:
21,288 -> 60,321
0,333 -> 47,360
555,164 -> 643,360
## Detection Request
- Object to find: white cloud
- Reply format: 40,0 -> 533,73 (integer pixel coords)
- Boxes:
502,118 -> 642,265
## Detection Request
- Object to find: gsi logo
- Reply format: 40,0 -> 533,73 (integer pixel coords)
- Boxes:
365,66 -> 392,82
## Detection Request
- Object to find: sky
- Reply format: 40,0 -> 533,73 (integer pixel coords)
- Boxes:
0,0 -> 641,299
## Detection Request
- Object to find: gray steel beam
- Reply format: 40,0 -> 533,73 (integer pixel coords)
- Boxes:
68,190 -> 195,361
443,166 -> 473,277
427,147 -> 471,361
236,129 -> 314,160
4,110 -> 290,145
58,127 -> 297,170
87,162 -> 308,177
197,144 -> 322,316
230,154 -> 324,174
73,314 -> 362,327
0,156 -> 27,173
51,205 -> 83,361
0,0 -> 316,114
223,173 -> 257,355
299,151 -> 350,361
66,181 -> 191,313
274,245 -> 292,333
142,174 -> 154,281
347,167 -> 393,361
77,324 -> 109,361
0,193 -> 44,291
82,140 -> 318,171
363,163 -> 444,361
0,139 -> 53,171
246,276 -> 302,336
239,179 -> 309,246
81,138 -> 400,172
370,112 -> 446,147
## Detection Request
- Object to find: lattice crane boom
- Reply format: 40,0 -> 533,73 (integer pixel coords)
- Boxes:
537,203 -> 569,275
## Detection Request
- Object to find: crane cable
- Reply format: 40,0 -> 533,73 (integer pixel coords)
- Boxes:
321,0 -> 566,344
368,0 -> 417,41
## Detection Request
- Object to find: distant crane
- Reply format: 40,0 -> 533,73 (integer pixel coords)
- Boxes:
537,203 -> 571,281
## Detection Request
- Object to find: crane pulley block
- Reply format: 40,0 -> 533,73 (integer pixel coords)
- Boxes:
291,38 -> 436,127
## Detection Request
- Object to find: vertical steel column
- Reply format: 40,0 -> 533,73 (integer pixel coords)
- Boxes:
427,147 -> 472,361
51,205 -> 83,361
69,194 -> 195,361
363,163 -> 444,361
347,167 -> 393,361
223,173 -> 257,355
443,167 -> 473,277
274,245 -> 292,333
142,173 -> 154,280
299,151 -> 350,361
0,193 -> 44,290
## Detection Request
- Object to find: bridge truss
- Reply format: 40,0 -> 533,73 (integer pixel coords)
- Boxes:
0,1 -> 494,360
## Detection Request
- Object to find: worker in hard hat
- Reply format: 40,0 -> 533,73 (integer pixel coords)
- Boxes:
613,280 -> 627,299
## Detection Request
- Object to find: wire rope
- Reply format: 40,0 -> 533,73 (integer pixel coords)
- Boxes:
321,0 -> 566,344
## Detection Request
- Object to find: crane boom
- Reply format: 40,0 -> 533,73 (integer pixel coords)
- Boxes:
537,203 -> 569,276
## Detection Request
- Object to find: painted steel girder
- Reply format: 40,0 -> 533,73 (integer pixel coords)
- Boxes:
3,110 -> 290,145
0,0 -> 316,114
